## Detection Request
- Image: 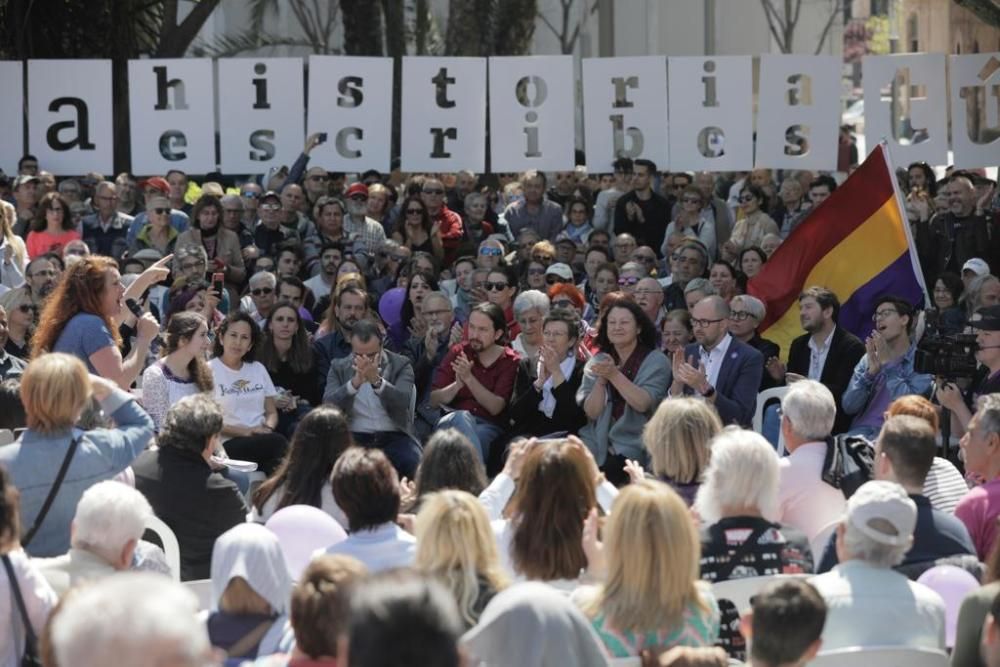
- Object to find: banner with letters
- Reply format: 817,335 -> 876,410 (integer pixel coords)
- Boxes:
0,53 -> 995,176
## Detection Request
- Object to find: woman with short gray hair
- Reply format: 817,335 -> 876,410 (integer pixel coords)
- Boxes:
132,394 -> 246,580
694,427 -> 814,659
511,290 -> 550,369
729,294 -> 781,390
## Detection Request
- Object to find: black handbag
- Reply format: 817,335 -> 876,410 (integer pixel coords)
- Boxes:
2,554 -> 43,666
821,433 -> 875,499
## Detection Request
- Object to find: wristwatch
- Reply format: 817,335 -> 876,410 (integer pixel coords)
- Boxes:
371,376 -> 384,390
700,384 -> 716,399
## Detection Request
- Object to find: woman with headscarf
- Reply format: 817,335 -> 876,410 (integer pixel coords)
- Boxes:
207,523 -> 293,665
461,582 -> 610,667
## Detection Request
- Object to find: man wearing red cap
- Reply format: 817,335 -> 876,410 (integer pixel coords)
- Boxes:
343,182 -> 387,262
125,175 -> 191,247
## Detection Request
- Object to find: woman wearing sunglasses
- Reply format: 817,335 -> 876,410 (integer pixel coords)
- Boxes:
485,266 -> 521,339
721,185 -> 778,264
128,194 -> 178,257
520,259 -> 547,291
0,289 -> 36,359
391,196 -> 444,265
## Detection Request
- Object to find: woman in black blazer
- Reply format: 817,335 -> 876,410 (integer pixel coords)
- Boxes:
508,308 -> 588,437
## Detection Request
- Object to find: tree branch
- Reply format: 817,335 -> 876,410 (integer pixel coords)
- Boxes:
157,0 -> 223,56
814,0 -> 843,55
537,10 -> 561,38
953,0 -> 1000,27
760,0 -> 789,52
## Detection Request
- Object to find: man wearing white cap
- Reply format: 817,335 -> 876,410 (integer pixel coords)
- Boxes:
963,257 -> 991,290
809,480 -> 946,651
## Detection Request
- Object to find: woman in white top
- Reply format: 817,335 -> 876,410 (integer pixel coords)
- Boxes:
0,466 -> 58,666
140,311 -> 213,430
208,311 -> 287,475
250,405 -> 352,527
483,436 -> 618,594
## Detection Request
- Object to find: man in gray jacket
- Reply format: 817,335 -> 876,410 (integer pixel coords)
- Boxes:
324,318 -> 420,478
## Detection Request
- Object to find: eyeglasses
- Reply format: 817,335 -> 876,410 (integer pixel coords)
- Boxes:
479,247 -> 503,256
691,317 -> 725,328
738,194 -> 756,203
729,311 -> 755,321
618,276 -> 639,286
422,188 -> 445,195
349,195 -> 368,202
635,288 -> 661,296
405,208 -> 424,215
545,275 -> 566,285
242,191 -> 260,199
532,254 -> 553,263
485,282 -> 509,291
527,267 -> 545,275
251,287 -> 274,296
872,309 -> 898,321
309,175 -> 329,182
29,269 -> 57,278
152,207 -> 170,215
95,195 -> 118,202
551,299 -> 574,309
17,303 -> 36,314
261,203 -> 281,211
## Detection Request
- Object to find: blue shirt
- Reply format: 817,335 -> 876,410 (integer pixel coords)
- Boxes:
53,313 -> 116,373
843,344 -> 932,439
0,388 -> 154,557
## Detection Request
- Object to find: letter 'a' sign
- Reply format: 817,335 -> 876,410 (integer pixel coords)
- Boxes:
401,57 -> 487,172
129,59 -> 216,175
28,60 -> 113,176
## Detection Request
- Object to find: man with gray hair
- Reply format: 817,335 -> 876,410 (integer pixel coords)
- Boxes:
242,270 -> 278,327
956,393 -> 1000,559
36,481 -> 153,595
809,480 -> 946,651
81,181 -> 131,260
51,573 -> 218,667
776,379 -> 847,549
499,170 -> 563,241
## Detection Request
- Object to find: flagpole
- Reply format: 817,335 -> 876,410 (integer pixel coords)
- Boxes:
879,139 -> 931,308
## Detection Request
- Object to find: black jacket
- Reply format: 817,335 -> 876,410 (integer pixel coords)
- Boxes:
786,326 -> 865,435
507,358 -> 587,437
133,446 -> 246,581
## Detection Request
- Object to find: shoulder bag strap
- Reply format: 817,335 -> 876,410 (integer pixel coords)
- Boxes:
226,617 -> 276,659
715,523 -> 771,581
2,554 -> 39,651
22,437 -> 80,548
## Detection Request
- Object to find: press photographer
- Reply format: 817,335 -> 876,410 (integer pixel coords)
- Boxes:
936,305 -> 1000,431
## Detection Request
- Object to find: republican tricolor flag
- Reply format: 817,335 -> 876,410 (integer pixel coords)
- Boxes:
748,143 -> 927,359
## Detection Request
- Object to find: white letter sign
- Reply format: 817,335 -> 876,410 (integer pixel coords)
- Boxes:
128,58 -> 216,175
949,53 -> 1000,169
401,57 -> 486,172
28,60 -> 113,176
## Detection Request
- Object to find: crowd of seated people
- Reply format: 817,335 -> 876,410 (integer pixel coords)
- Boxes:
0,157 -> 998,665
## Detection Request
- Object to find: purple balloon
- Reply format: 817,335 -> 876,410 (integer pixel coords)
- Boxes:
917,564 -> 979,647
379,287 -> 408,327
265,505 -> 347,579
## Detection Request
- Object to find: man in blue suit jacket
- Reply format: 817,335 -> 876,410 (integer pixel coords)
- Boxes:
669,295 -> 763,426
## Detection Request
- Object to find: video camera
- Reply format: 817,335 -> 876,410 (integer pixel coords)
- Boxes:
914,310 -> 979,379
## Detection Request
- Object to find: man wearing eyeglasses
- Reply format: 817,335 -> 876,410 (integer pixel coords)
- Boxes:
498,170 -> 563,242
669,295 -> 763,426
842,296 -> 932,439
634,277 -> 666,332
23,257 -> 58,306
253,190 -> 297,259
124,176 -> 190,248
325,319 -> 421,478
0,306 -> 26,379
421,177 -> 464,266
82,181 -> 131,261
405,291 -> 463,442
244,271 -> 278,328
239,182 -> 263,227
663,240 -> 709,312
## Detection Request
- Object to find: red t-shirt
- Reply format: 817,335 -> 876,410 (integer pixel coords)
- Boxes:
432,343 -> 520,423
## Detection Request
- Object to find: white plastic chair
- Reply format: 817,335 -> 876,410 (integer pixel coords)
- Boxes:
752,385 -> 789,455
808,646 -> 948,666
810,520 -> 840,564
184,578 -> 214,611
245,470 -> 267,503
712,573 -> 812,615
144,514 -> 181,581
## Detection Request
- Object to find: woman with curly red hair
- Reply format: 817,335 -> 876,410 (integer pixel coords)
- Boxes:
32,254 -> 170,388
